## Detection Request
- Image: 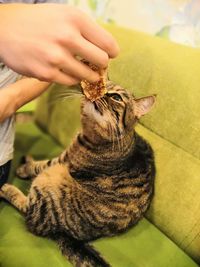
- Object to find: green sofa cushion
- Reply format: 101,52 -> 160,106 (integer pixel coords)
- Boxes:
35,85 -> 81,148
17,100 -> 37,113
0,122 -> 197,267
36,25 -> 200,160
105,24 -> 200,160
34,25 -> 200,263
136,124 -> 200,262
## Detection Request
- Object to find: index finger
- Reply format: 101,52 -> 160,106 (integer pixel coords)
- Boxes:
79,15 -> 120,58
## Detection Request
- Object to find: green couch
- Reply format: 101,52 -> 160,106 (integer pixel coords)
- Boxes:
0,25 -> 200,267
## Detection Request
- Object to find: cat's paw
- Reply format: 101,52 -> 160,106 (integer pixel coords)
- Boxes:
16,164 -> 29,179
0,189 -> 4,198
0,185 -> 6,198
16,155 -> 33,179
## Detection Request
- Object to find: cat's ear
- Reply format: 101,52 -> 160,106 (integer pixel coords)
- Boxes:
134,95 -> 156,119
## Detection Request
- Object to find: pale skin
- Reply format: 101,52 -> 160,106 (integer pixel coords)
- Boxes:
0,4 -> 119,122
0,4 -> 120,85
0,78 -> 50,123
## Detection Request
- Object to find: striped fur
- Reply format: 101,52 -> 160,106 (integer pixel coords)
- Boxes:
0,83 -> 156,267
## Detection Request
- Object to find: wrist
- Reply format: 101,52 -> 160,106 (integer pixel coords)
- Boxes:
14,78 -> 50,110
0,88 -> 16,122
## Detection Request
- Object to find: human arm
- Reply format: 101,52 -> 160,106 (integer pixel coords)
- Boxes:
0,4 -> 119,85
0,78 -> 49,123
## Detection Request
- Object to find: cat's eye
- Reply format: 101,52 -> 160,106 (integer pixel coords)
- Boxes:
109,93 -> 123,102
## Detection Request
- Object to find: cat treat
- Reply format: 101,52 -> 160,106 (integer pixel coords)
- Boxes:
80,59 -> 107,101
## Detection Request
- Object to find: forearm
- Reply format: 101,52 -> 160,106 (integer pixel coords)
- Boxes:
0,78 -> 50,122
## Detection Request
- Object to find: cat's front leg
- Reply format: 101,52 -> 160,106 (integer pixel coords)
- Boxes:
16,156 -> 56,179
16,150 -> 68,179
16,155 -> 49,179
0,184 -> 27,213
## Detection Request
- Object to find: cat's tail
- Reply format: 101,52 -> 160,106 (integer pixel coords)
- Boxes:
54,233 -> 111,267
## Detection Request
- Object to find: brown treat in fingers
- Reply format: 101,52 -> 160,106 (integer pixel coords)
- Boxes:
80,60 -> 107,101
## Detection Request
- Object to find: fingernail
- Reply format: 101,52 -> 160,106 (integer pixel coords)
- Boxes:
110,43 -> 120,58
89,72 -> 100,83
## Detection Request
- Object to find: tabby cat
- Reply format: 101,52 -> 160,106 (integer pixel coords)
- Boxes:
0,82 -> 156,267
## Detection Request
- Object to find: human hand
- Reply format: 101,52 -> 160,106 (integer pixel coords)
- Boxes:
0,4 -> 119,85
0,78 -> 49,122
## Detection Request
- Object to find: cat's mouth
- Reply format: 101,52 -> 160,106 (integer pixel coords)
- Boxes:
93,102 -> 99,112
93,101 -> 103,115
82,98 -> 109,128
83,98 -> 105,119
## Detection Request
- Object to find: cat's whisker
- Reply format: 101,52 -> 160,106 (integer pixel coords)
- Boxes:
49,94 -> 83,105
107,122 -> 114,153
97,100 -> 116,153
96,100 -> 105,113
96,98 -> 124,152
100,98 -> 123,152
51,89 -> 83,98
114,126 -> 122,153
97,99 -> 114,152
101,98 -> 124,153
120,135 -> 125,153
55,92 -> 83,96
110,123 -> 115,153
100,98 -> 108,110
107,114 -> 116,153
52,92 -> 83,99
117,127 -> 124,153
100,98 -> 122,153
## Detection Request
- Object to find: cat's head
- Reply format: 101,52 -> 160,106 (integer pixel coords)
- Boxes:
81,82 -> 156,145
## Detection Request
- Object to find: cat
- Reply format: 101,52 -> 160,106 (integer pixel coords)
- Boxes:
0,81 -> 156,267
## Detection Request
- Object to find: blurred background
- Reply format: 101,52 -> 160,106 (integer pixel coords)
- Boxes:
67,0 -> 200,47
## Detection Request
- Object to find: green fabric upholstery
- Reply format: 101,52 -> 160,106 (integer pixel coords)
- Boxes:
136,124 -> 200,262
17,100 -> 37,113
0,122 -> 197,267
34,25 -> 200,264
105,24 -> 200,160
34,85 -> 81,148
104,25 -> 200,262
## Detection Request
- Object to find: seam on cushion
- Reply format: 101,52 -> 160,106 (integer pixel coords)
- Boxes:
140,122 -> 200,262
183,232 -> 200,252
145,216 -> 199,265
166,247 -> 197,267
179,209 -> 200,256
138,122 -> 200,162
145,184 -> 200,263
144,216 -> 197,266
34,120 -> 64,149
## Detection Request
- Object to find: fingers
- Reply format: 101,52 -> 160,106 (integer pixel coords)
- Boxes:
29,53 -> 100,85
57,53 -> 100,83
71,37 -> 109,68
52,70 -> 79,85
31,63 -> 80,85
42,71 -> 79,86
38,66 -> 98,86
79,16 -> 120,59
41,46 -> 101,83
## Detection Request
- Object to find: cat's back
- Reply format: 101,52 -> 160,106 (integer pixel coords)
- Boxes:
79,133 -> 155,234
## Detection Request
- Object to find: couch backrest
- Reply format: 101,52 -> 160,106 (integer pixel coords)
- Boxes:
35,84 -> 81,148
106,25 -> 200,160
36,25 -> 200,159
35,25 -> 200,262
